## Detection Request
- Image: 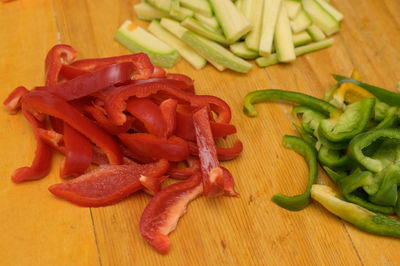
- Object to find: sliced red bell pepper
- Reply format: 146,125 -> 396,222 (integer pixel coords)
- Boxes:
39,62 -> 134,101
192,106 -> 224,197
71,53 -> 154,80
37,128 -> 65,153
140,175 -> 168,196
126,98 -> 166,137
221,167 -> 239,197
11,109 -> 52,183
118,133 -> 189,162
22,90 -> 123,165
60,123 -> 93,178
104,78 -> 231,126
188,139 -> 243,161
151,65 -> 166,78
140,172 -> 203,254
167,156 -> 200,180
3,86 -> 29,114
160,98 -> 178,138
45,44 -> 77,86
166,73 -> 195,94
59,64 -> 90,80
49,159 -> 169,207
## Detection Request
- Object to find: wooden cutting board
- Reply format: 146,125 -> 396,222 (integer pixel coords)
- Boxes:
1,0 -> 400,265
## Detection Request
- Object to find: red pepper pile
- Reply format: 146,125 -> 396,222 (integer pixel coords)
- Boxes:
4,44 -> 243,254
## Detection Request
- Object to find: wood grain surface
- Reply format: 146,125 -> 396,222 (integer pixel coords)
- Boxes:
1,0 -> 400,265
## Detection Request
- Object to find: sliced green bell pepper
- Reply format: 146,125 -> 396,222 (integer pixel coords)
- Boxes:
311,184 -> 400,238
318,145 -> 351,168
272,135 -> 317,211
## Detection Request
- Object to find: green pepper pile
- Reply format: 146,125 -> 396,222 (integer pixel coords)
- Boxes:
243,70 -> 400,238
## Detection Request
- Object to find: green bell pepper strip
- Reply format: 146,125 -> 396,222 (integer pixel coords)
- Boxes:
311,184 -> 400,238
318,145 -> 351,168
374,101 -> 390,122
323,166 -> 346,183
271,135 -> 317,211
319,98 -> 376,142
292,106 -> 327,134
323,84 -> 340,102
315,127 -> 349,151
368,165 -> 400,207
348,128 -> 400,173
333,75 -> 400,107
243,89 -> 339,117
293,124 -> 317,147
375,106 -> 398,130
337,171 -> 394,214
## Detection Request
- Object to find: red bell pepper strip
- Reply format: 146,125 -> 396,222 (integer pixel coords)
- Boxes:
39,62 -> 134,101
3,86 -> 29,114
45,44 -> 77,86
37,128 -> 65,154
104,78 -> 231,126
11,109 -> 52,183
140,175 -> 168,196
166,73 -> 195,94
126,98 -> 166,137
59,64 -> 90,80
71,53 -> 154,80
83,105 -> 133,135
160,98 -> 178,138
188,139 -> 243,161
60,123 -> 93,178
140,172 -> 203,254
192,106 -> 224,197
22,90 -> 123,165
118,133 -> 189,162
151,65 -> 166,78
167,156 -> 201,180
120,144 -> 154,164
222,167 -> 239,197
49,159 -> 169,207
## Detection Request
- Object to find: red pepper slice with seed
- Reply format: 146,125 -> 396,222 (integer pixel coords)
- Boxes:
192,106 -> 224,197
140,172 -> 203,254
167,156 -> 200,180
38,62 -> 134,101
22,90 -> 123,165
118,133 -> 189,162
59,123 -> 93,178
3,86 -> 29,114
45,44 -> 77,86
11,109 -> 52,183
126,98 -> 166,137
160,98 -> 178,138
49,159 -> 169,207
71,53 -> 154,80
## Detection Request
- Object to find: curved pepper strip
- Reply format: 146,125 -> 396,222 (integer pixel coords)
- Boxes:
166,73 -> 195,94
71,53 -> 154,80
318,145 -> 351,169
192,106 -> 224,197
348,128 -> 400,173
104,78 -> 231,126
167,157 -> 201,180
222,167 -> 239,197
60,122 -> 93,178
140,172 -> 203,254
375,106 -> 398,130
311,184 -> 400,238
333,75 -> 400,107
243,89 -> 339,117
329,83 -> 375,110
3,86 -> 29,114
11,109 -> 52,183
319,98 -> 376,142
22,90 -> 123,165
292,105 -> 327,134
126,98 -> 166,137
59,64 -> 90,80
49,159 -> 169,207
45,44 -> 77,86
293,124 -> 317,147
368,165 -> 400,207
151,65 -> 166,78
272,135 -> 317,211
118,133 -> 189,162
160,98 -> 178,138
337,170 -> 394,214
188,140 -> 243,161
39,62 -> 134,101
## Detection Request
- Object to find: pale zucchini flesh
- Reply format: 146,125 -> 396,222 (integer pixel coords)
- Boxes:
230,42 -> 259,59
134,2 -> 169,21
115,20 -> 179,68
194,13 -> 220,31
289,9 -> 312,33
244,0 -> 264,52
160,17 -> 188,38
259,0 -> 282,56
180,0 -> 213,17
181,17 -> 231,45
274,6 -> 296,62
256,38 -> 334,67
147,0 -> 172,13
315,0 -> 344,22
302,0 -> 340,36
169,6 -> 195,21
284,0 -> 301,19
181,31 -> 253,73
209,0 -> 253,42
306,23 -> 326,41
149,20 -> 207,70
293,31 -> 312,47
